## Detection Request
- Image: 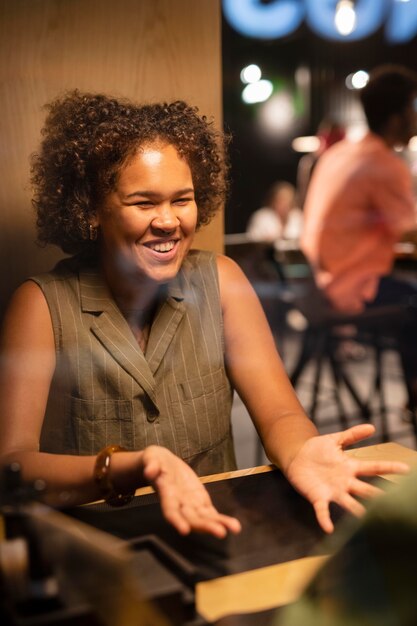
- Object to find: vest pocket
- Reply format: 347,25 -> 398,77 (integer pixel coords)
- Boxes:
168,368 -> 233,459
70,397 -> 134,455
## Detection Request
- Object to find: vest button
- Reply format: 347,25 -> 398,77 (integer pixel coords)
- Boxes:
147,409 -> 159,423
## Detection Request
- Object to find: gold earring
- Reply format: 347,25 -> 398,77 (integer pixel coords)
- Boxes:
89,224 -> 98,241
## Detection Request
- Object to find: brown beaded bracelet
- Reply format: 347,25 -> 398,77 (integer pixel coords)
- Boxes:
93,444 -> 135,507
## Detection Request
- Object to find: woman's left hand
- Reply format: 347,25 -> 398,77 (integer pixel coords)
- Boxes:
285,423 -> 410,533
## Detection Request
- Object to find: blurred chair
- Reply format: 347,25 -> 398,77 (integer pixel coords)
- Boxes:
225,235 -> 290,347
275,250 -> 417,443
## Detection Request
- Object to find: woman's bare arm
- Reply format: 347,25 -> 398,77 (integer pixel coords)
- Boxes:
217,254 -> 317,471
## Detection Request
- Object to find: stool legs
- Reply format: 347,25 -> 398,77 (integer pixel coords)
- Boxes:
372,340 -> 389,442
290,327 -> 371,428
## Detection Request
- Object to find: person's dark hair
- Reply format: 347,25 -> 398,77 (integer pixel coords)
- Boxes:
31,90 -> 229,254
263,181 -> 295,208
360,64 -> 417,134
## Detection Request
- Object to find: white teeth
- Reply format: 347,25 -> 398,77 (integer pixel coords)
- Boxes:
149,241 -> 175,253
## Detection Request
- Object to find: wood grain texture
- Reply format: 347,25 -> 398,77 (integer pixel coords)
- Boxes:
0,0 -> 223,319
196,555 -> 329,621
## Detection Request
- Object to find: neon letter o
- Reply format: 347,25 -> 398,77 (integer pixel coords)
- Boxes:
305,0 -> 388,42
222,0 -> 305,40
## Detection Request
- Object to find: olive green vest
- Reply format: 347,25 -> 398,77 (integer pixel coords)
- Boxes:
31,250 -> 236,476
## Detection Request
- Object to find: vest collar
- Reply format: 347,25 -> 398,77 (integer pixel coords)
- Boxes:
79,265 -> 185,313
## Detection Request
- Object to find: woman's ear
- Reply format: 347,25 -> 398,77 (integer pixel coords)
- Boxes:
89,213 -> 99,228
86,213 -> 99,242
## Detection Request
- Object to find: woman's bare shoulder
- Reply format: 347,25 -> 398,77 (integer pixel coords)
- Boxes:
216,252 -> 247,282
6,280 -> 49,314
1,280 -> 52,346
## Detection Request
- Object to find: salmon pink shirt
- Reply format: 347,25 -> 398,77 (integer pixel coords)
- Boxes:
301,133 -> 417,312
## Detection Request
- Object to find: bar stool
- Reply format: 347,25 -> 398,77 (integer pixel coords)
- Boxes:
286,269 -> 417,443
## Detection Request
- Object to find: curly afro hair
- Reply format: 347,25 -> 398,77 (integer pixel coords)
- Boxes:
31,90 -> 230,254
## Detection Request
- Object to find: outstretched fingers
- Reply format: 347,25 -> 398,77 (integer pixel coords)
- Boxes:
177,503 -> 241,538
292,425 -> 411,536
145,457 -> 241,537
337,423 -> 375,448
348,477 -> 383,500
313,500 -> 334,534
160,499 -> 192,535
313,490 -> 367,534
159,496 -> 241,538
354,460 -> 410,477
338,493 -> 366,518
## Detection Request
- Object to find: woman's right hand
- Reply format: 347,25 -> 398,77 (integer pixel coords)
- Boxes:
140,446 -> 241,538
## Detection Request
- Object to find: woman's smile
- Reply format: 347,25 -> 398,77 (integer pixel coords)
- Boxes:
142,238 -> 179,256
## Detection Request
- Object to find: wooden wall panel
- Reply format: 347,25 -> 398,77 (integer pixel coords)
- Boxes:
0,0 -> 223,318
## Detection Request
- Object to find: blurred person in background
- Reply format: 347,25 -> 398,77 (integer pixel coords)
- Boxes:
247,181 -> 303,244
301,64 -> 417,412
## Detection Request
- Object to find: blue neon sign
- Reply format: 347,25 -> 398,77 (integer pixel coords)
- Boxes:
222,0 -> 305,39
222,0 -> 417,44
386,0 -> 417,44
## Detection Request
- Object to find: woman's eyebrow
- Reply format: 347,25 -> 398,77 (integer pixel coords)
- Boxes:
125,187 -> 195,199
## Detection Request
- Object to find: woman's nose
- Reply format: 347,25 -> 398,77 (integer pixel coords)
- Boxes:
152,204 -> 180,231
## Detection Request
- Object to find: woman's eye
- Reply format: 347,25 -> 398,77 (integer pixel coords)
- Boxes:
174,197 -> 191,205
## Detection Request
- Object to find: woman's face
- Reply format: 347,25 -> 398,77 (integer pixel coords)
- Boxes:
95,142 -> 198,285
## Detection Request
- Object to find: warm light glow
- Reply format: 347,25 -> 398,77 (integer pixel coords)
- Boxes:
408,135 -> 417,151
345,70 -> 369,90
292,136 -> 321,153
240,64 -> 262,84
258,91 -> 295,135
335,0 -> 357,36
346,124 -> 367,142
242,79 -> 273,104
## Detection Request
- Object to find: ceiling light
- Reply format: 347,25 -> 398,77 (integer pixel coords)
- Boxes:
242,79 -> 273,104
345,70 -> 369,90
240,64 -> 262,84
335,0 -> 357,36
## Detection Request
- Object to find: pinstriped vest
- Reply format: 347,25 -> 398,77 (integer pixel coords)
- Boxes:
31,250 -> 237,476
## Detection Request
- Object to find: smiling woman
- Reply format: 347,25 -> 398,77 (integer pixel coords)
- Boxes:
0,90 -> 410,539
0,91 -> 240,539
